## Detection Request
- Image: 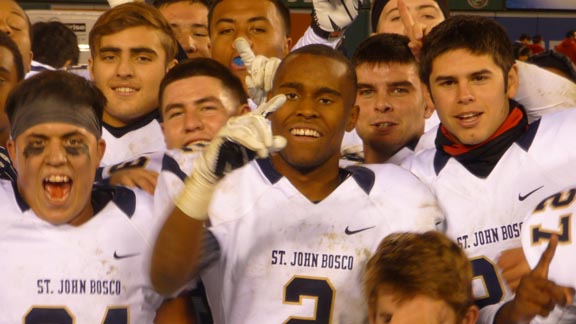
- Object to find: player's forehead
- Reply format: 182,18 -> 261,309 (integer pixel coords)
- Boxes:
17,122 -> 94,141
383,0 -> 442,14
211,0 -> 284,28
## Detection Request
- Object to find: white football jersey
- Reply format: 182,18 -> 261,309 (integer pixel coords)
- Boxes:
522,186 -> 576,324
202,158 -> 443,324
100,116 -> 165,166
0,180 -> 164,323
409,109 -> 576,323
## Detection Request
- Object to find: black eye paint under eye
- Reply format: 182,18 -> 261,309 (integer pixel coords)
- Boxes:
65,143 -> 89,157
23,144 -> 44,158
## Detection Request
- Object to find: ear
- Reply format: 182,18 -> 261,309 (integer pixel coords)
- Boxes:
461,305 -> 479,324
283,36 -> 292,56
237,103 -> 251,115
96,138 -> 106,165
422,86 -> 435,119
166,59 -> 178,73
506,63 -> 519,99
6,139 -> 16,166
88,57 -> 95,81
346,105 -> 359,132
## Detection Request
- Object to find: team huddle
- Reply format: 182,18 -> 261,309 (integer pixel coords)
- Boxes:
0,0 -> 575,323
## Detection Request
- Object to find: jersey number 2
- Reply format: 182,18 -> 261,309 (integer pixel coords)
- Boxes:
283,276 -> 335,323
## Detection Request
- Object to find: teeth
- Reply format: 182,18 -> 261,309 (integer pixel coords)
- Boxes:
114,87 -> 136,93
44,175 -> 70,183
291,128 -> 320,138
375,122 -> 394,127
458,113 -> 479,119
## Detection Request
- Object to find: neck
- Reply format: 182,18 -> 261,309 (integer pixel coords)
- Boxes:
270,153 -> 342,202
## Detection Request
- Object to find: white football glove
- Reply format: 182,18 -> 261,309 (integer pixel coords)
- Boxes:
175,95 -> 287,220
311,0 -> 360,38
107,0 -> 134,7
234,37 -> 281,106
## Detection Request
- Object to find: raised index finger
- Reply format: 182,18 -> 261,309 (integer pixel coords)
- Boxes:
398,0 -> 416,42
532,234 -> 558,278
233,37 -> 255,69
254,94 -> 286,118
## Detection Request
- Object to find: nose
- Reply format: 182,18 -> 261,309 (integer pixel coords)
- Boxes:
0,19 -> 12,36
184,110 -> 203,132
374,93 -> 393,113
296,97 -> 320,119
457,82 -> 475,104
115,55 -> 134,78
45,142 -> 67,166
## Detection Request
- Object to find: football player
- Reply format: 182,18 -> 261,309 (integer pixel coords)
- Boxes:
0,71 -> 164,322
410,15 -> 576,323
151,44 -> 443,323
89,2 -> 177,166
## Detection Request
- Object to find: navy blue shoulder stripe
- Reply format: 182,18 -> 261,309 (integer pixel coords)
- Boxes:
516,118 -> 540,151
433,150 -> 451,176
345,165 -> 375,195
257,158 -> 283,184
162,154 -> 187,181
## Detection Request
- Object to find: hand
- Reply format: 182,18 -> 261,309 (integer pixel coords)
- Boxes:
234,38 -> 281,106
108,168 -> 158,195
174,95 -> 287,220
497,247 -> 531,293
504,236 -> 574,323
398,0 -> 428,60
311,0 -> 360,38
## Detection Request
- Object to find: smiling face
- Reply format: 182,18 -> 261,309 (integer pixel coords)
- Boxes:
161,75 -> 244,149
376,0 -> 445,36
89,26 -> 176,127
428,49 -> 518,145
209,0 -> 291,88
159,1 -> 211,59
0,1 -> 32,72
355,62 -> 431,163
269,53 -> 357,173
7,122 -> 105,226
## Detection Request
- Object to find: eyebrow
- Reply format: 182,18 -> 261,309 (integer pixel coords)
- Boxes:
98,47 -> 158,56
215,16 -> 270,26
163,96 -> 222,113
27,131 -> 85,140
388,81 -> 415,88
433,69 -> 492,83
279,82 -> 342,97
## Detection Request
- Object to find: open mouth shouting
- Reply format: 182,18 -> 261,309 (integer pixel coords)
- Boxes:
290,128 -> 321,139
43,174 -> 72,203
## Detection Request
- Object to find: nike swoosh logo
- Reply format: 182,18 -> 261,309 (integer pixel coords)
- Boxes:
345,226 -> 375,235
518,186 -> 544,201
113,251 -> 140,260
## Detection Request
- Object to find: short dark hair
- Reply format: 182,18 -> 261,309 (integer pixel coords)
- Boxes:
5,71 -> 105,133
566,29 -> 576,38
351,33 -> 416,68
152,0 -> 209,9
32,21 -> 80,68
208,0 -> 291,36
159,57 -> 248,113
0,31 -> 25,81
528,50 -> 576,83
419,15 -> 515,87
278,44 -> 357,102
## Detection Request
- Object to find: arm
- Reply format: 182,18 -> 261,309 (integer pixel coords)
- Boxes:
150,96 -> 287,295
